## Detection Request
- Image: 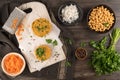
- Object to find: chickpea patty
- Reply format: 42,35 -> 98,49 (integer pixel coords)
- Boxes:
88,6 -> 115,32
35,45 -> 51,61
32,18 -> 52,37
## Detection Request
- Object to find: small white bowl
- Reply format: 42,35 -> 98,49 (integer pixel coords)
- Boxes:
1,52 -> 26,77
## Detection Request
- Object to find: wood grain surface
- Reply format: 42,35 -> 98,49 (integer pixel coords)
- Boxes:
47,0 -> 120,80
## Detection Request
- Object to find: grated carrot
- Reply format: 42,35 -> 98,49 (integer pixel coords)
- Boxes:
11,18 -> 18,29
4,54 -> 24,74
16,24 -> 24,36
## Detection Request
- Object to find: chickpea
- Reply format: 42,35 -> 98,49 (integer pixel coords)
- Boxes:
88,6 -> 114,32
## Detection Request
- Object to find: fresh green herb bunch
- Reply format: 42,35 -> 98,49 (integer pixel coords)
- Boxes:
90,28 -> 120,75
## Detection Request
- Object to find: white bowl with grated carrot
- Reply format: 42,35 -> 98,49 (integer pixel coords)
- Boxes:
1,52 -> 26,77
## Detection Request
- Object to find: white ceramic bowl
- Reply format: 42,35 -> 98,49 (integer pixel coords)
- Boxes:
1,52 -> 26,77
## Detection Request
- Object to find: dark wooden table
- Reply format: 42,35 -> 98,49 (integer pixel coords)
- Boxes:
0,0 -> 120,80
48,0 -> 120,80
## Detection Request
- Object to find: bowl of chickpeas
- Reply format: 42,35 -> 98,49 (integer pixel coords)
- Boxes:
87,4 -> 116,33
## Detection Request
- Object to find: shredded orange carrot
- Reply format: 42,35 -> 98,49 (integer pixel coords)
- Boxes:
16,24 -> 24,36
11,18 -> 18,29
4,54 -> 24,74
19,37 -> 22,41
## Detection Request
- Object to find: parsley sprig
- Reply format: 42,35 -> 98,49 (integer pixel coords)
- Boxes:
46,39 -> 58,46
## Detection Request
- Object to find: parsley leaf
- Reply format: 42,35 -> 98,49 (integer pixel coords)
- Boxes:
80,42 -> 86,47
36,48 -> 45,57
53,40 -> 58,46
36,26 -> 41,31
46,39 -> 52,43
102,23 -> 109,27
65,61 -> 71,67
66,38 -> 73,45
45,39 -> 58,46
